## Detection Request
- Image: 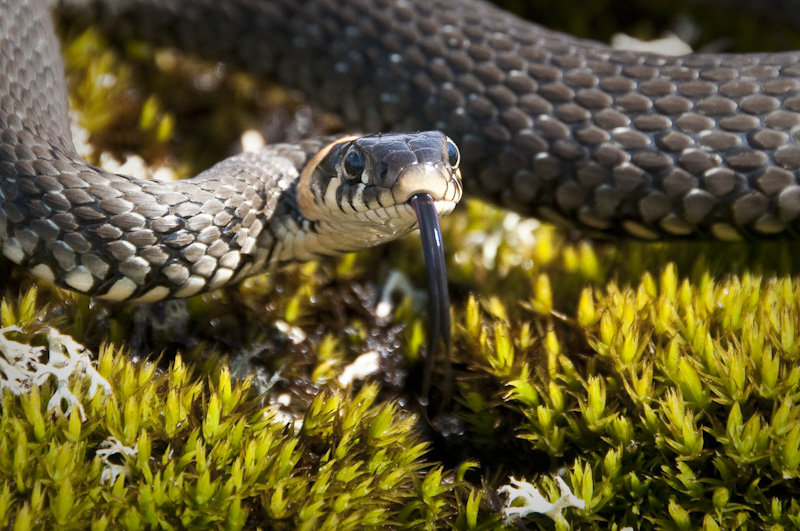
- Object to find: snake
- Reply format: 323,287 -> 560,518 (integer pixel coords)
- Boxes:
1,0 -> 463,305
39,0 -> 800,244
4,0 -> 800,339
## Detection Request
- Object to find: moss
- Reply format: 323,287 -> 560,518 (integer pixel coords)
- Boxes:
487,266 -> 800,528
3,4 -> 800,530
0,290 -> 459,529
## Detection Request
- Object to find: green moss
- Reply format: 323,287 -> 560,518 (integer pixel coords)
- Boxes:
0,291 -> 459,529
488,268 -> 800,527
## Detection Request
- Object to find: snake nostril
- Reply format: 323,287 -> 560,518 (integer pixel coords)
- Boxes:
376,162 -> 388,182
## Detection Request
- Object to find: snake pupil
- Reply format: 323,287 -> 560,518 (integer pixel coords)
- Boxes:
446,140 -> 460,168
344,147 -> 366,181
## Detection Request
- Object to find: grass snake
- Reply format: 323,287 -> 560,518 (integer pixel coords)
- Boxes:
43,0 -> 800,243
1,0 -> 464,306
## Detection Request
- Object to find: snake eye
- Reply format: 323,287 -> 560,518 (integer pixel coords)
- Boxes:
446,140 -> 460,169
344,146 -> 366,182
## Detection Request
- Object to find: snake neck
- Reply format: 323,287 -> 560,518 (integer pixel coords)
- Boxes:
267,179 -> 427,264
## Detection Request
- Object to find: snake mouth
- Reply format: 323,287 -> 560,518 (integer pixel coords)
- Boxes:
409,193 -> 451,407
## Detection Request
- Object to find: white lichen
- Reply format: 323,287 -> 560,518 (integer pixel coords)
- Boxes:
337,351 -> 381,386
97,437 -> 139,485
0,325 -> 111,420
611,31 -> 693,55
375,270 -> 426,320
274,320 -> 307,344
498,476 -> 585,524
0,325 -> 42,395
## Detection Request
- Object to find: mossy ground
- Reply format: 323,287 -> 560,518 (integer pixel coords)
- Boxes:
3,2 -> 800,530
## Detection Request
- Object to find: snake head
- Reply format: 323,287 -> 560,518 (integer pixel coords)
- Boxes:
293,131 -> 463,256
293,131 -> 463,405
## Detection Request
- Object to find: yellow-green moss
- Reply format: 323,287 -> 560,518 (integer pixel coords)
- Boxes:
0,293 -> 461,529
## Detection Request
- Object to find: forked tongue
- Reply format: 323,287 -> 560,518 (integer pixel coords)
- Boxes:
409,193 -> 451,410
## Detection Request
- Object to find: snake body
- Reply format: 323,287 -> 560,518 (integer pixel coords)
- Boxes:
4,0 -> 800,302
0,0 -> 462,301
51,0 -> 800,243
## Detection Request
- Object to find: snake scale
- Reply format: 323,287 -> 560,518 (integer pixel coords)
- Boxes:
4,0 -> 800,304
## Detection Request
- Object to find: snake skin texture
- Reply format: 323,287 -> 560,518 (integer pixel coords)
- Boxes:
55,0 -> 800,241
0,0 -> 461,301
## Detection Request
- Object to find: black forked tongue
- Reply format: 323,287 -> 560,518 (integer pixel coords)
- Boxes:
409,193 -> 452,412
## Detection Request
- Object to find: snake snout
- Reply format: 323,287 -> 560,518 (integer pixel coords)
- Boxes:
393,163 -> 452,202
393,162 -> 463,216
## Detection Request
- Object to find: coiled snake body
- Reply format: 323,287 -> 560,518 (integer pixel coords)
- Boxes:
4,0 -> 800,304
0,0 -> 463,302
